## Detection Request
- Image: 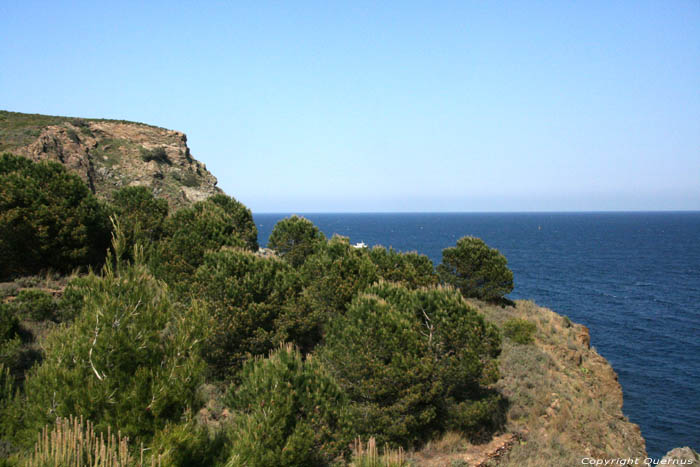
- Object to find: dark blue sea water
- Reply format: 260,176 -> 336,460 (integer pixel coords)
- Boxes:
254,212 -> 700,458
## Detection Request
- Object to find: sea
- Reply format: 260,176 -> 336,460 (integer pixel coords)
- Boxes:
254,212 -> 700,458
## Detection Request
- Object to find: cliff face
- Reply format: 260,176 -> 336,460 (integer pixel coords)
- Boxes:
0,110 -> 221,209
476,300 -> 647,465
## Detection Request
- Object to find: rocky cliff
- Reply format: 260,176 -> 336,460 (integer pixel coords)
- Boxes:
412,299 -> 648,466
0,110 -> 221,209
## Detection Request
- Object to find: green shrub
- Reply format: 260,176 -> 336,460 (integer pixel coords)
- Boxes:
300,235 -> 378,318
56,276 -> 92,323
152,194 -> 258,289
14,250 -> 207,448
369,246 -> 438,289
0,305 -> 26,380
437,236 -> 513,302
140,146 -> 171,164
0,153 -> 111,280
10,289 -> 56,321
191,248 -> 306,381
268,215 -> 326,268
224,344 -> 349,466
149,421 -> 227,467
502,318 -> 537,345
109,186 -> 168,260
320,283 -> 502,448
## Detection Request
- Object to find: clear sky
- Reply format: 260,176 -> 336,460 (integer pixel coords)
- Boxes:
2,1 -> 698,212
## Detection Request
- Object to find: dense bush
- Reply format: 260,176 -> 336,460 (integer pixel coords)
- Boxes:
191,248 -> 306,381
368,246 -> 438,289
224,344 -> 349,466
502,318 -> 537,344
0,306 -> 22,377
268,215 -> 326,268
152,194 -> 258,288
13,251 -> 207,447
300,235 -> 378,318
109,185 -> 168,259
0,153 -> 110,280
437,236 -> 514,302
320,282 -> 502,448
140,146 -> 171,164
148,421 -> 227,467
9,289 -> 56,321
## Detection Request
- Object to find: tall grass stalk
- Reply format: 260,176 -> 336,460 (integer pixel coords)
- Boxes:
25,416 -> 161,466
351,437 -> 407,467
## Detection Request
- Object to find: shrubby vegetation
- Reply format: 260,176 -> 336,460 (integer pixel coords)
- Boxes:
10,244 -> 207,448
190,248 -> 304,381
320,282 -> 502,448
437,236 -> 514,302
151,193 -> 258,289
110,185 -> 169,260
0,153 -> 110,280
224,344 -> 349,466
0,153 -> 533,464
140,146 -> 171,164
502,318 -> 537,344
268,215 -> 326,268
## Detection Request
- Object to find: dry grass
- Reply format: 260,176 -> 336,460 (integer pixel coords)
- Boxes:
471,299 -> 647,465
350,437 -> 408,467
24,416 -> 161,467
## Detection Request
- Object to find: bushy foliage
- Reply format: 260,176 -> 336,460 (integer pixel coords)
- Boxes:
502,318 -> 537,344
109,186 -> 168,260
300,235 -> 378,317
152,194 -> 258,288
268,215 -> 326,268
191,248 -> 305,381
320,282 -> 502,448
437,236 -> 514,302
149,421 -> 227,467
0,153 -> 110,280
0,303 -> 39,384
13,249 -> 207,447
368,246 -> 438,289
224,344 -> 349,466
140,146 -> 171,164
8,289 -> 56,321
55,276 -> 92,323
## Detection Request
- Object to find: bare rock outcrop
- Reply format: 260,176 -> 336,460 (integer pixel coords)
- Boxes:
661,447 -> 700,465
3,111 -> 222,210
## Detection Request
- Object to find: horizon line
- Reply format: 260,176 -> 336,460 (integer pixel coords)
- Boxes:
253,209 -> 700,215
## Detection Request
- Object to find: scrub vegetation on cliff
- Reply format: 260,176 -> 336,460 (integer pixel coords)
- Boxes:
0,113 -> 649,466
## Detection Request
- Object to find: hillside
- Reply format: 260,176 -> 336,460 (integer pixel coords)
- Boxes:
0,110 -> 221,209
0,111 -> 655,465
403,299 -> 647,466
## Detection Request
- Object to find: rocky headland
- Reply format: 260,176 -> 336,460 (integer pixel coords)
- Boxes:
1,110 -> 694,465
0,110 -> 221,209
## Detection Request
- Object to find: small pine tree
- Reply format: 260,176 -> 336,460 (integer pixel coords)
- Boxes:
224,344 -> 349,467
109,186 -> 168,261
152,194 -> 257,289
14,234 -> 207,448
437,236 -> 514,302
190,248 -> 306,381
368,246 -> 438,289
0,153 -> 110,280
268,215 -> 326,268
320,282 -> 502,448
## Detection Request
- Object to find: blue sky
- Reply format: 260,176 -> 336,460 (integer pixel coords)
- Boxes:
1,1 -> 698,212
